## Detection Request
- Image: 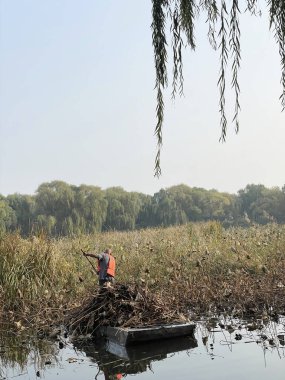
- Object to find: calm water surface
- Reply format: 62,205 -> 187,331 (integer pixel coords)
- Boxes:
1,318 -> 284,380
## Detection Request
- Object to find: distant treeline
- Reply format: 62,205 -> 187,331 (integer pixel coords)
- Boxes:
1,181 -> 285,236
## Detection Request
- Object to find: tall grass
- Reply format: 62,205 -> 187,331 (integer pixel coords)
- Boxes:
0,233 -> 87,325
1,222 -> 285,326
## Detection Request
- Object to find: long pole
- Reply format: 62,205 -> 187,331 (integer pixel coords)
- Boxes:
81,249 -> 98,275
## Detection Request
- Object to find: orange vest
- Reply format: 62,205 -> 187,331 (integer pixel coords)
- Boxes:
97,254 -> 116,277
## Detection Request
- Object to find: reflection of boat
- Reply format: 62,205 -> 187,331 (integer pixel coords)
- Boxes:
97,322 -> 196,345
106,335 -> 198,361
74,335 -> 198,377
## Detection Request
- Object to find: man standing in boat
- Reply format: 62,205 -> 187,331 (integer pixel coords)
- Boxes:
83,248 -> 115,286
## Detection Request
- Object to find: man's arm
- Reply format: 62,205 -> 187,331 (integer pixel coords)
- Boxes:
84,252 -> 102,259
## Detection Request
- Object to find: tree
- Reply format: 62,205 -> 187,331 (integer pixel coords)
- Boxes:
1,181 -> 284,236
73,185 -> 107,234
136,194 -> 155,228
151,0 -> 285,175
35,181 -> 75,235
238,184 -> 266,219
35,214 -> 57,235
7,194 -> 35,235
152,188 -> 188,226
34,181 -> 108,235
166,185 -> 200,221
103,187 -> 143,231
0,195 -> 16,235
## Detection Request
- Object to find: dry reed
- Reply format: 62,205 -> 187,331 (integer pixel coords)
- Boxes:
1,222 -> 285,330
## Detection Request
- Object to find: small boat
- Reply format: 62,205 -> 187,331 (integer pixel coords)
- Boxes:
97,323 -> 196,346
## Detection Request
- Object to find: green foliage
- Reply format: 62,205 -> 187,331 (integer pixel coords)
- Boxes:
73,184 -> 107,233
35,181 -> 75,234
0,182 -> 285,237
0,195 -> 16,236
104,188 -> 144,231
238,184 -> 285,224
6,194 -> 35,235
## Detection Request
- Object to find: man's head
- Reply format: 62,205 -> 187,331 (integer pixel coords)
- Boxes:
105,248 -> 112,255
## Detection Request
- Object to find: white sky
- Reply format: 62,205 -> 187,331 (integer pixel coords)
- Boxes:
0,1 -> 284,196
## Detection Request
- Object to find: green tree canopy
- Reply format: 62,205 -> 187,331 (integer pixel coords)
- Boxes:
35,181 -> 75,235
103,187 -> 144,231
0,195 -> 16,236
73,185 -> 107,234
1,181 -> 284,236
6,194 -> 35,235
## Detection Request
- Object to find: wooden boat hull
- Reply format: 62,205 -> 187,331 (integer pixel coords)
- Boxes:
98,323 -> 196,346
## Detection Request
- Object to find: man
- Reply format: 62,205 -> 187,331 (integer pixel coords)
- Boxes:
83,248 -> 115,286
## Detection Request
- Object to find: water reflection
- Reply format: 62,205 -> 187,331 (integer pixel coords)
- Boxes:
199,315 -> 285,353
74,335 -> 198,379
0,317 -> 284,380
0,327 -> 58,379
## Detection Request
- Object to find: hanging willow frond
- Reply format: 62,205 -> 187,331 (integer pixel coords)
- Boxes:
200,0 -> 219,50
154,85 -> 164,177
246,0 -> 260,15
152,0 -> 168,177
151,0 -> 285,176
180,0 -> 196,49
230,0 -> 241,133
269,0 -> 285,110
171,1 -> 184,98
218,0 -> 228,142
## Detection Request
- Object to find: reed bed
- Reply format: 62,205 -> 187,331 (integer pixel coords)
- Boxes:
0,222 -> 285,330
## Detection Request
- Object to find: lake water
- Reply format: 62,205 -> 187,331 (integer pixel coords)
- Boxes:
1,317 -> 285,380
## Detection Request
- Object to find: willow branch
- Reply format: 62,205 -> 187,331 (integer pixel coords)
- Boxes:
218,0 -> 229,142
230,0 -> 241,133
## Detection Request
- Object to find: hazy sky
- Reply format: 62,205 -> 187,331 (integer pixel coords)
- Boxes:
0,1 -> 284,196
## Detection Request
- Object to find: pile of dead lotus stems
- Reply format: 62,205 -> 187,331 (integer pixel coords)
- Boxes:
66,283 -> 188,336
